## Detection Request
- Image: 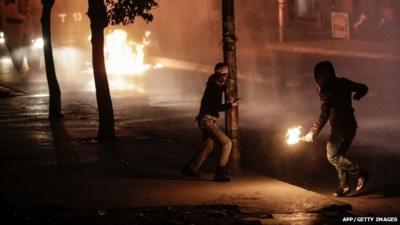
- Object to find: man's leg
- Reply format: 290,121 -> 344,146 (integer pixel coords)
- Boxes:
181,118 -> 215,177
208,125 -> 232,167
337,129 -> 362,177
338,129 -> 369,191
206,124 -> 232,182
189,137 -> 214,172
329,129 -> 369,191
327,138 -> 350,196
327,129 -> 358,196
181,137 -> 214,177
335,166 -> 348,188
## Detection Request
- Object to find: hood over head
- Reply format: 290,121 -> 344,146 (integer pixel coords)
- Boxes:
314,61 -> 336,86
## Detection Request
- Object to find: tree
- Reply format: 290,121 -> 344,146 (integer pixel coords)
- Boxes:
105,0 -> 157,25
41,0 -> 62,119
87,0 -> 157,140
87,0 -> 114,140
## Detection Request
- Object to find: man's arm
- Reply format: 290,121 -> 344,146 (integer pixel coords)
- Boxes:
217,102 -> 232,111
306,93 -> 331,141
349,79 -> 368,100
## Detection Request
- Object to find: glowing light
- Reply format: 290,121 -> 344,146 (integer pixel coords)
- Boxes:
84,29 -> 162,92
0,31 -> 5,44
104,29 -> 151,76
32,38 -> 44,49
153,63 -> 164,69
286,126 -> 302,145
86,78 -> 144,93
0,57 -> 12,65
29,93 -> 49,98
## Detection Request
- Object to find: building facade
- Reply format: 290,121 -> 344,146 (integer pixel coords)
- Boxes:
286,0 -> 400,40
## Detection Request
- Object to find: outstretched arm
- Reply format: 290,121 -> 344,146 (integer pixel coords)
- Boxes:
304,93 -> 331,142
351,81 -> 368,100
217,102 -> 232,111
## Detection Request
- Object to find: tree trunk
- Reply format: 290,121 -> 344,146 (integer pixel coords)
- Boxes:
41,0 -> 62,119
222,0 -> 241,174
88,0 -> 115,140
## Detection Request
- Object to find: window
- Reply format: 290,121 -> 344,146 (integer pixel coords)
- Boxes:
297,0 -> 319,21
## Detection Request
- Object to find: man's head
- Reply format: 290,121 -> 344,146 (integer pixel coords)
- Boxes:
314,61 -> 336,86
214,62 -> 229,85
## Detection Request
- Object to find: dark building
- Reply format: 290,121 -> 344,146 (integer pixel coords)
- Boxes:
285,0 -> 400,40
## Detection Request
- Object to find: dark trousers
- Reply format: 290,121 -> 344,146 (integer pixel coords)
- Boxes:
326,128 -> 361,187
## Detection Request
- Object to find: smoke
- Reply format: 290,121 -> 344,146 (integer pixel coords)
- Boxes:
2,0 -> 399,192
9,0 -> 400,158
6,0 -> 399,137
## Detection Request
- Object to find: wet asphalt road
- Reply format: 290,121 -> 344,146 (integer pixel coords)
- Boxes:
1,43 -> 399,218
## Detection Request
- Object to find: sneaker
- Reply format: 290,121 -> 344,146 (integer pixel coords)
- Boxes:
356,171 -> 370,192
213,166 -> 231,182
332,185 -> 351,197
180,165 -> 201,177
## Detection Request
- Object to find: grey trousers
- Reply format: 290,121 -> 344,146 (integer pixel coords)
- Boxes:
188,115 -> 232,172
326,128 -> 361,187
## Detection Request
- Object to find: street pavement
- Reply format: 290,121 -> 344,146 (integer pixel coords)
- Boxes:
0,82 -> 351,224
1,39 -> 400,224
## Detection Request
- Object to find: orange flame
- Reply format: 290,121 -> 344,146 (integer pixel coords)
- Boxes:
104,29 -> 151,76
286,126 -> 302,145
85,29 -> 162,92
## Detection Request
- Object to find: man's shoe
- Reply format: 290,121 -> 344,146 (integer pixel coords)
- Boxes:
214,166 -> 230,182
332,185 -> 351,197
356,170 -> 370,192
180,165 -> 201,177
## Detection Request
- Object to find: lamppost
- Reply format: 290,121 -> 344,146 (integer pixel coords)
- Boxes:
222,0 -> 240,174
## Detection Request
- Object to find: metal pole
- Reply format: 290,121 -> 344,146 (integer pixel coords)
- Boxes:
222,0 -> 241,174
278,0 -> 285,42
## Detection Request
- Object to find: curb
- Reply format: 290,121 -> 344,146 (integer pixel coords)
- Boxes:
266,43 -> 400,61
0,86 -> 10,97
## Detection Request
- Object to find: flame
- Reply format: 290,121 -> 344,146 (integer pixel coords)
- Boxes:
32,38 -> 44,50
286,126 -> 302,145
104,29 -> 151,76
85,77 -> 144,93
84,29 -> 163,92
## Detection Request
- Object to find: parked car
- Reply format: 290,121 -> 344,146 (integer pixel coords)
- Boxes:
0,0 -> 90,72
0,0 -> 39,71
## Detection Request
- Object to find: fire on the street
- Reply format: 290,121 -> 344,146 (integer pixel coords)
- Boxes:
85,29 -> 162,92
105,29 -> 151,76
286,126 -> 302,145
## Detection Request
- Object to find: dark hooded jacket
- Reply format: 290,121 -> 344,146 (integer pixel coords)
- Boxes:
310,61 -> 368,136
198,74 -> 231,118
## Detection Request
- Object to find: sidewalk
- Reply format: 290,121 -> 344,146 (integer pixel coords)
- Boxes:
266,40 -> 400,61
1,44 -> 399,224
0,85 -> 352,224
0,85 -> 10,97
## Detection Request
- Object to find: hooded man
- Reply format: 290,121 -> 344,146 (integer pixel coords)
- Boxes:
181,62 -> 239,182
304,61 -> 369,197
